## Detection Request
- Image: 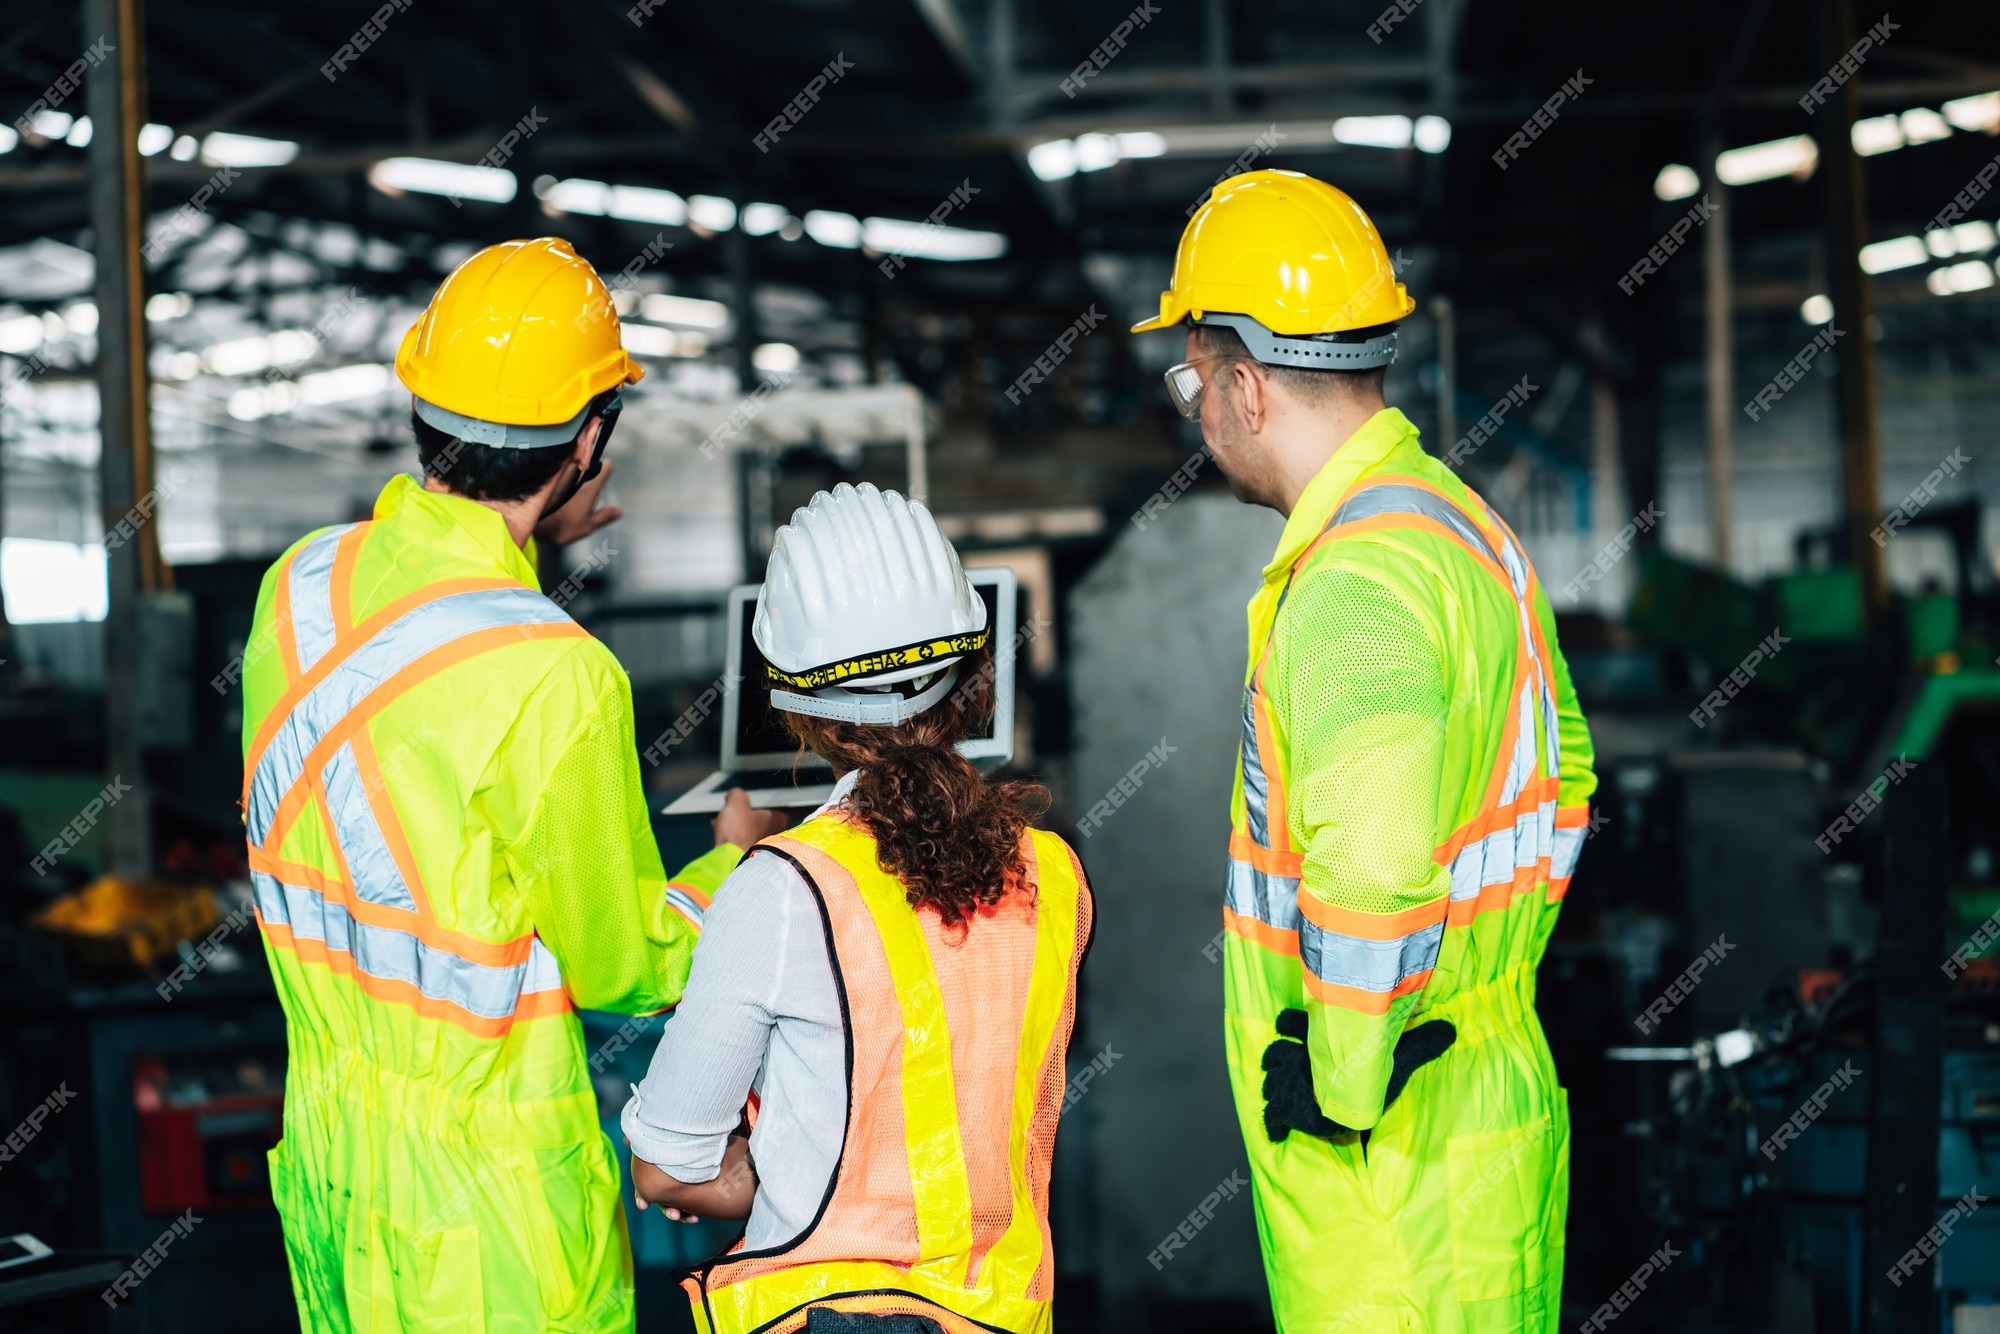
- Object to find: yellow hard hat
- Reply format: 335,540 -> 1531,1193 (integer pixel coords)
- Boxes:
1131,170 -> 1414,369
395,237 -> 643,447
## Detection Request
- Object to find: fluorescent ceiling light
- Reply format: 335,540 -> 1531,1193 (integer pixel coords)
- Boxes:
170,135 -> 198,161
1,538 -> 107,624
1858,235 -> 1928,274
65,117 -> 92,148
689,195 -> 738,231
0,125 -> 16,154
1654,164 -> 1700,201
1942,91 -> 2000,133
1074,133 -> 1119,172
621,323 -> 683,358
1950,220 -> 1997,254
228,363 -> 393,420
137,123 -> 174,156
1334,115 -> 1413,149
803,210 -> 862,248
607,185 -> 687,225
1899,107 -> 1952,146
0,313 -> 44,355
1115,131 -> 1167,158
1717,135 -> 1817,185
640,293 -> 730,330
742,202 -> 790,235
1800,294 -> 1834,324
29,110 -> 72,140
371,157 -> 516,203
202,329 -> 319,377
1414,115 -> 1452,154
1027,140 -> 1076,182
201,132 -> 299,167
752,342 -> 800,375
1926,260 -> 1995,295
862,217 -> 1008,261
59,302 -> 97,336
145,292 -> 193,321
1851,115 -> 1903,156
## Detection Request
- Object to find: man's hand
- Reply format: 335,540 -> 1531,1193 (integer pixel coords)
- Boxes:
1260,1008 -> 1457,1142
632,1133 -> 757,1222
534,457 -> 622,547
713,788 -> 792,850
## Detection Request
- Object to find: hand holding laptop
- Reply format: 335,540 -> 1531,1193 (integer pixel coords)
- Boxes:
713,787 -> 793,849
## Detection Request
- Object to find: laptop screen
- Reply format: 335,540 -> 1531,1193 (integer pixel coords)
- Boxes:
725,570 -> 1013,770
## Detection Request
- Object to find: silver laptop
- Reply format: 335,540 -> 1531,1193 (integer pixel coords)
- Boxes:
661,567 -> 1017,815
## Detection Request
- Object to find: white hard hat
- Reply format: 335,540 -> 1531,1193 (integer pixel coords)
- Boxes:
754,482 -> 989,725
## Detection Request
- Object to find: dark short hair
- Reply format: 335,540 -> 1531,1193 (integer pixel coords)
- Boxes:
1192,323 -> 1388,404
413,409 -> 576,502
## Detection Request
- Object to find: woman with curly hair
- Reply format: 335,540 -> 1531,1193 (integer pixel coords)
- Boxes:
623,482 -> 1094,1334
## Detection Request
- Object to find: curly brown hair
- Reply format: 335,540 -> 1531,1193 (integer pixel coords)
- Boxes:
782,648 -> 1048,930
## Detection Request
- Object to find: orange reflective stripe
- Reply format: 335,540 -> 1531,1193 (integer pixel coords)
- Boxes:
667,879 -> 713,911
1304,965 -> 1431,1015
1224,903 -> 1300,956
1229,831 -> 1304,878
1296,887 -> 1449,941
241,575 -> 525,805
1249,695 -> 1294,855
247,845 -> 535,968
1433,775 -> 1559,865
257,912 -> 569,1039
257,621 -> 588,859
1475,638 -> 1534,816
328,522 -> 370,636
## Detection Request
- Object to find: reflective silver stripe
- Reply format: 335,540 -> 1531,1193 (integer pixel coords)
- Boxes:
1500,682 -> 1535,807
247,586 -> 572,847
1447,800 -> 1555,901
1226,855 -> 1300,932
1240,690 -> 1271,846
663,886 -> 707,927
319,741 -> 419,911
1549,822 -> 1585,882
1333,483 -> 1497,564
287,524 -> 358,674
253,869 -> 556,1021
1300,916 -> 1443,994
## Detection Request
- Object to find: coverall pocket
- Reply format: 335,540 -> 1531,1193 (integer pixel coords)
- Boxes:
1443,1110 -> 1560,1303
365,1213 -> 488,1334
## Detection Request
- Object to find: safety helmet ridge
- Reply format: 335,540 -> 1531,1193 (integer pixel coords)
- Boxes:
395,237 -> 643,445
1131,170 -> 1413,370
755,483 -> 989,725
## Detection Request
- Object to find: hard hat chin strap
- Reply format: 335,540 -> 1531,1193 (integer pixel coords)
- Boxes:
1193,312 -> 1398,371
770,664 -> 963,726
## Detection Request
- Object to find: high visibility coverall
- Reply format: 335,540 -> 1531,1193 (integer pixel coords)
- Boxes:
1223,407 -> 1596,1332
241,473 -> 739,1332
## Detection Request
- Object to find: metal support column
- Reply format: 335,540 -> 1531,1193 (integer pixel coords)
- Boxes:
1812,0 -> 1884,609
1702,145 -> 1733,570
1860,761 -> 1948,1332
85,0 -> 157,877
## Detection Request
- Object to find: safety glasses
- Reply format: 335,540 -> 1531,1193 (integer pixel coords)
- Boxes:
1160,355 -> 1242,421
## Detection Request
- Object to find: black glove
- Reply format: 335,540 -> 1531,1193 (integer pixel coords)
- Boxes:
1260,1008 -> 1457,1143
